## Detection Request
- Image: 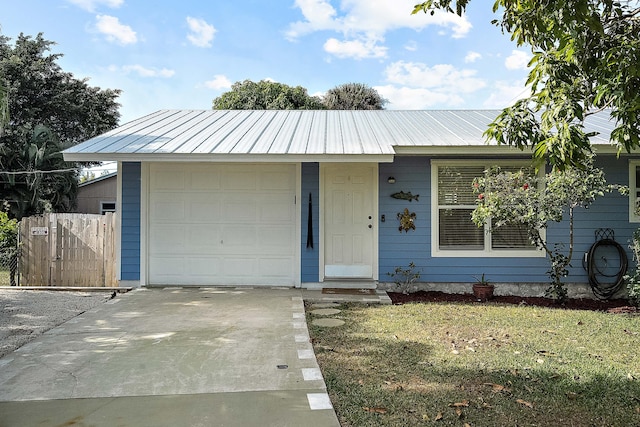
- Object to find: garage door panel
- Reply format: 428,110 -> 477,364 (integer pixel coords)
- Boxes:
149,256 -> 186,277
222,258 -> 257,277
150,225 -> 186,252
260,171 -> 294,190
188,257 -> 224,277
260,196 -> 295,221
224,198 -> 257,221
260,258 -> 294,277
190,170 -> 221,190
259,227 -> 294,250
187,227 -> 222,253
151,200 -> 186,222
151,170 -> 185,190
148,163 -> 297,286
190,200 -> 223,222
224,170 -> 258,190
222,227 -> 258,248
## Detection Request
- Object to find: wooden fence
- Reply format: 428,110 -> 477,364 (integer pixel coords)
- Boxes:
19,213 -> 117,287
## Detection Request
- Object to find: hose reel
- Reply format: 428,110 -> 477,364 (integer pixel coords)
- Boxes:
584,229 -> 628,300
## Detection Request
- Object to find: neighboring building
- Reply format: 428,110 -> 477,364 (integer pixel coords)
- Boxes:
63,110 -> 638,297
76,172 -> 117,215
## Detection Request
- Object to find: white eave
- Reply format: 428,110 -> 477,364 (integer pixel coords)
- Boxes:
63,109 -> 624,163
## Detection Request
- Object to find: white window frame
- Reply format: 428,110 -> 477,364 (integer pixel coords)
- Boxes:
629,160 -> 640,223
431,159 -> 545,258
100,200 -> 117,215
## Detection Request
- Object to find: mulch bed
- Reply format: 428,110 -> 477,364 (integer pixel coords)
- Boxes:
387,290 -> 638,313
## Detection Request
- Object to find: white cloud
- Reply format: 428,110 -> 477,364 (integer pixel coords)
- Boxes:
378,60 -> 487,109
117,65 -> 175,78
384,60 -> 486,93
95,15 -> 137,45
464,51 -> 481,63
404,41 -> 418,52
287,0 -> 471,39
186,17 -> 216,48
482,79 -> 530,108
67,0 -> 123,12
505,50 -> 531,70
287,0 -> 337,36
323,37 -> 387,59
286,0 -> 471,59
374,85 -> 464,109
205,74 -> 232,90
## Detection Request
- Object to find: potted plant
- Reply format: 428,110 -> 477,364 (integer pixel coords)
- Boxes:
472,274 -> 494,301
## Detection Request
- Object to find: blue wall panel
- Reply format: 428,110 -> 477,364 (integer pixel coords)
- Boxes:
301,163 -> 319,282
379,157 -> 431,280
120,162 -> 141,281
114,156 -> 637,286
378,155 -> 637,285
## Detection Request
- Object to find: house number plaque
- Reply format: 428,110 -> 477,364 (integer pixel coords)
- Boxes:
30,227 -> 49,236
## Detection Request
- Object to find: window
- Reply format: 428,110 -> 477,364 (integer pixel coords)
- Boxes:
431,160 -> 542,257
100,201 -> 116,215
629,160 -> 640,222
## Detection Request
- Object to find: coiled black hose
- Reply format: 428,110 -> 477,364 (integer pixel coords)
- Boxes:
586,238 -> 628,300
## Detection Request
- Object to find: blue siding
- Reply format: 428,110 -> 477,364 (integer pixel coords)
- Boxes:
378,155 -> 637,285
120,162 -> 141,281
121,156 -> 634,287
379,157 -> 431,280
301,163 -> 319,282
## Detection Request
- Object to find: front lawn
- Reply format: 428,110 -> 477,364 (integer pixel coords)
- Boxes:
308,301 -> 640,426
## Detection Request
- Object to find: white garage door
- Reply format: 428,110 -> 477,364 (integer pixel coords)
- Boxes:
147,163 -> 297,286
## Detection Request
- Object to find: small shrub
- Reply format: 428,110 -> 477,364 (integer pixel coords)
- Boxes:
387,262 -> 422,294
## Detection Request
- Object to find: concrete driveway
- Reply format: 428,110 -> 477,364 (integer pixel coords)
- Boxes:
0,287 -> 340,426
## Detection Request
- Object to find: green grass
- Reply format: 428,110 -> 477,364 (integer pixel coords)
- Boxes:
308,302 -> 640,426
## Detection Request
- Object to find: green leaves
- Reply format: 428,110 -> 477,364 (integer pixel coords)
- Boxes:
0,33 -> 120,218
0,80 -> 8,137
323,83 -> 387,110
411,0 -> 640,170
212,79 -> 325,110
472,158 -> 612,302
412,0 -> 470,16
212,80 -> 387,111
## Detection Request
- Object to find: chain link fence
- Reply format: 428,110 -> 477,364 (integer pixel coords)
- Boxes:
0,245 -> 19,286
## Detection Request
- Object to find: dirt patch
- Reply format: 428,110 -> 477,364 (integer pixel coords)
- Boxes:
387,290 -> 637,313
0,289 -> 113,358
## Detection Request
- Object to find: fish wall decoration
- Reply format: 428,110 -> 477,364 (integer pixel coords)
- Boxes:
391,191 -> 419,202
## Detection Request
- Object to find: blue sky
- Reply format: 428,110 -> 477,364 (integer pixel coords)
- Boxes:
2,0 -> 532,126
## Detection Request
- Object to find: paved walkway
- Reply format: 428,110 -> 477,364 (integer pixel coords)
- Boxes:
0,287 -> 340,426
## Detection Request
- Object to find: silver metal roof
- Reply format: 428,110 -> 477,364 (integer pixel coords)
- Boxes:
63,109 -> 620,162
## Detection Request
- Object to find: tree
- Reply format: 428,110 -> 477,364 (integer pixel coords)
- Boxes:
413,1 -> 640,170
79,171 -> 96,184
0,81 -> 7,137
213,79 -> 325,110
323,83 -> 387,110
0,33 -> 121,218
0,26 -> 7,136
2,125 -> 78,218
471,159 -> 615,302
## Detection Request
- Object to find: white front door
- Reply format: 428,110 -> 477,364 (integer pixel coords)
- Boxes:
322,163 -> 377,279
